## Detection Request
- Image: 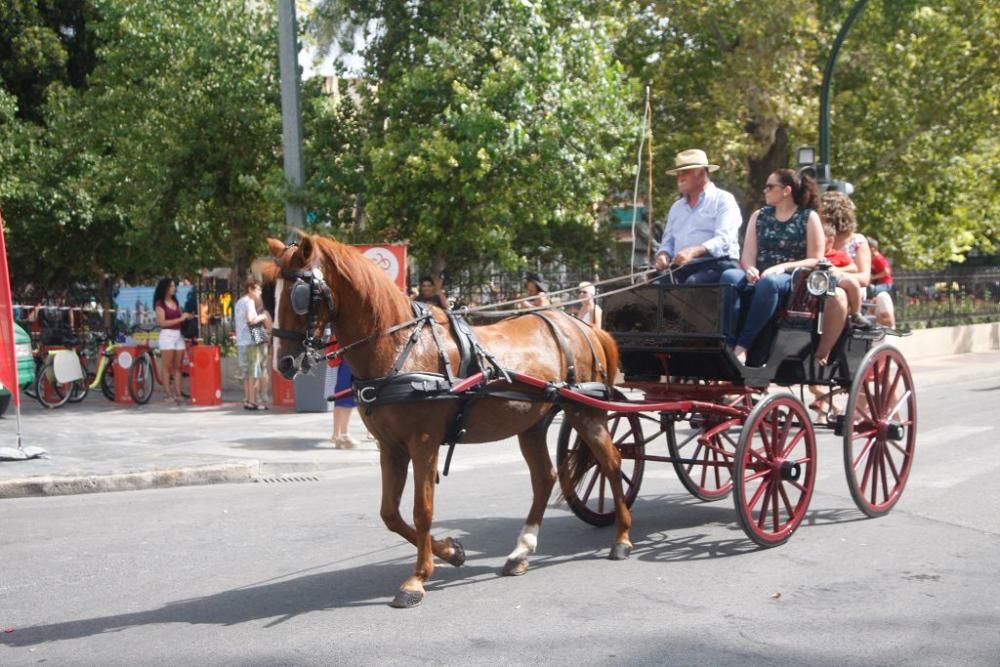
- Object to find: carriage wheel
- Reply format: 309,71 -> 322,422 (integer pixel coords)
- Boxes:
556,390 -> 645,527
666,394 -> 751,501
666,414 -> 738,501
733,393 -> 817,548
843,345 -> 916,518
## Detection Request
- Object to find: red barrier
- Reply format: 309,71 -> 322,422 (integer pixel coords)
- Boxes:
113,347 -> 138,405
189,345 -> 221,406
271,371 -> 295,408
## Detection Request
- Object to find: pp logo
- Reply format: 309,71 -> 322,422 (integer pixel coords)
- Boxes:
363,247 -> 400,284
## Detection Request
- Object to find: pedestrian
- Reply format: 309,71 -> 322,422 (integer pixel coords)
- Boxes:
233,280 -> 268,411
720,169 -> 824,364
522,272 -> 550,308
575,281 -> 603,328
328,345 -> 360,449
412,275 -> 449,309
252,285 -> 272,408
653,149 -> 742,284
153,277 -> 196,404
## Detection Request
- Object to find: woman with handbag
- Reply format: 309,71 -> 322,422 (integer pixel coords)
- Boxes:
234,280 -> 269,410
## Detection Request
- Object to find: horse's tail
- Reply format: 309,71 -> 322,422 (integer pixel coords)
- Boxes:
558,326 -> 620,503
592,327 -> 619,388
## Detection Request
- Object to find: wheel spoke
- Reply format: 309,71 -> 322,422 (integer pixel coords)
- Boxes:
747,476 -> 769,511
780,425 -> 807,459
771,482 -> 781,533
756,482 -> 774,530
851,435 -> 877,472
858,439 -> 877,491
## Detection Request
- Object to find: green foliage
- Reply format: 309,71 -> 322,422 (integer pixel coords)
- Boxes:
310,0 -> 638,275
1,0 -> 285,291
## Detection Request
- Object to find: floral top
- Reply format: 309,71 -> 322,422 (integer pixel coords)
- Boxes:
755,206 -> 813,271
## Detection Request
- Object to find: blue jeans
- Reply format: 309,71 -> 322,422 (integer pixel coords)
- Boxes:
720,269 -> 793,349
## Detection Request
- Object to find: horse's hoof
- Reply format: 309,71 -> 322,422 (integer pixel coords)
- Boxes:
501,557 -> 529,577
446,539 -> 466,567
608,543 -> 632,560
390,589 -> 425,608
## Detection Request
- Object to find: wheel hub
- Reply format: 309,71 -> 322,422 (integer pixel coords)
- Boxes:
886,421 -> 905,441
779,459 -> 801,481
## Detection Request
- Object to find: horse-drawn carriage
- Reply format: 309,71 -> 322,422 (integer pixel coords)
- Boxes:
553,265 -> 916,547
265,236 -> 916,607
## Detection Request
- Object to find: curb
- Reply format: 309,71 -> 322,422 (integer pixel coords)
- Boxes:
0,461 -> 261,499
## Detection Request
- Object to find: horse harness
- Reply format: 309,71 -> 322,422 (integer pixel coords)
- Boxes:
350,304 -> 610,476
270,243 -> 609,477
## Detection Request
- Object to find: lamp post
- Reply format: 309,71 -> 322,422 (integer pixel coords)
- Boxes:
819,0 -> 870,166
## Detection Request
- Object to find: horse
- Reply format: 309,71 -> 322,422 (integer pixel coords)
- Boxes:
260,235 -> 632,608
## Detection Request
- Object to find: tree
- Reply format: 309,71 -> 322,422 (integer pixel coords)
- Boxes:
309,0 -> 639,278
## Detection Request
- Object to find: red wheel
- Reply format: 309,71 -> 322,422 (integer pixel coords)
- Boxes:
667,413 -> 738,501
733,393 -> 817,547
556,390 -> 645,527
843,345 -> 916,517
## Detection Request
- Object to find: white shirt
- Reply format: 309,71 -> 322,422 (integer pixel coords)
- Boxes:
657,182 -> 741,261
233,295 -> 259,346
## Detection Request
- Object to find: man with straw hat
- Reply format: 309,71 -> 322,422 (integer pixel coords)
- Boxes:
653,148 -> 741,284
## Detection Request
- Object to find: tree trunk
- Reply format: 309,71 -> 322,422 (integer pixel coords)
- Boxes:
746,123 -> 790,212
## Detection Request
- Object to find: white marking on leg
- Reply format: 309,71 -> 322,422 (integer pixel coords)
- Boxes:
506,524 -> 539,561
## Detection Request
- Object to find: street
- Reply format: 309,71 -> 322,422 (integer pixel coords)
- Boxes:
2,354 -> 999,666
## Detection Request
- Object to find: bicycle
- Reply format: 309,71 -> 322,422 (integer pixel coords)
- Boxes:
33,332 -> 120,408
128,339 -> 192,404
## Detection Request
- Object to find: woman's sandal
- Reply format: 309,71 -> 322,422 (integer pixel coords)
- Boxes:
243,401 -> 258,411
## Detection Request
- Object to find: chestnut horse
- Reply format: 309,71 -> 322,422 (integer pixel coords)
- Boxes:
261,235 -> 632,608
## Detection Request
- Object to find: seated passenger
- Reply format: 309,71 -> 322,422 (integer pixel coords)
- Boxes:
652,149 -> 741,284
721,169 -> 824,364
520,272 -> 550,308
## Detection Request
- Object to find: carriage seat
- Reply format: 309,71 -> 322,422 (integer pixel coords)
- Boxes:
603,282 -> 739,382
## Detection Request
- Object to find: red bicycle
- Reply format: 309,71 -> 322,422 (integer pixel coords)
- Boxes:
127,339 -> 192,404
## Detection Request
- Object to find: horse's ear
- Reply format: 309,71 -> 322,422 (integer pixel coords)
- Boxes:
300,235 -> 315,263
252,258 -> 279,284
267,238 -> 285,257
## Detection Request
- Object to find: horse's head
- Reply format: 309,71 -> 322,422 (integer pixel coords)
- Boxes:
263,237 -> 336,380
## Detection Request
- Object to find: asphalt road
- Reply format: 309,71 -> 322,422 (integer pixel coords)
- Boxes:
1,354 -> 999,666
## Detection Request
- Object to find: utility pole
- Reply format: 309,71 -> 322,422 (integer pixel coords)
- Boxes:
277,0 -> 305,235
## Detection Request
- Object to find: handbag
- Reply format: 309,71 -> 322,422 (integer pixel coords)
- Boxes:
249,321 -> 269,345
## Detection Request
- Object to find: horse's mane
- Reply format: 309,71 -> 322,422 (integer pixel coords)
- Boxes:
308,235 -> 413,333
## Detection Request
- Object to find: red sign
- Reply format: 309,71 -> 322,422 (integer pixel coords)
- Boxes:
353,243 -> 408,291
0,211 -> 19,407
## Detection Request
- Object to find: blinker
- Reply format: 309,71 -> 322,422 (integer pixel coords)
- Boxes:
290,279 -> 312,315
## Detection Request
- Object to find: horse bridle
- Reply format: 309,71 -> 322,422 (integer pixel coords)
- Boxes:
271,243 -> 336,373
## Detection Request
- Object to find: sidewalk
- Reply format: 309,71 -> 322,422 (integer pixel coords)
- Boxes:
2,350 -> 998,499
0,389 -> 380,498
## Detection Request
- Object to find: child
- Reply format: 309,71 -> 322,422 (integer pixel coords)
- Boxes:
822,222 -> 868,330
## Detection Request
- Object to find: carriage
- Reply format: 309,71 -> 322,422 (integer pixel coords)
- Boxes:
552,265 -> 916,547
266,235 -> 916,607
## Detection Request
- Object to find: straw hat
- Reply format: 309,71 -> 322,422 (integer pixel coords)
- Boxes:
665,149 -> 720,175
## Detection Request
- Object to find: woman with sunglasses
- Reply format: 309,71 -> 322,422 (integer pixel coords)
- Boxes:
721,169 -> 824,364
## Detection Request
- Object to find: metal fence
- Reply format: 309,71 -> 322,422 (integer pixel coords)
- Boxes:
893,267 -> 1000,327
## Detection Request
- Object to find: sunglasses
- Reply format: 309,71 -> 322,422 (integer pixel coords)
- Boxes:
763,182 -> 783,191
